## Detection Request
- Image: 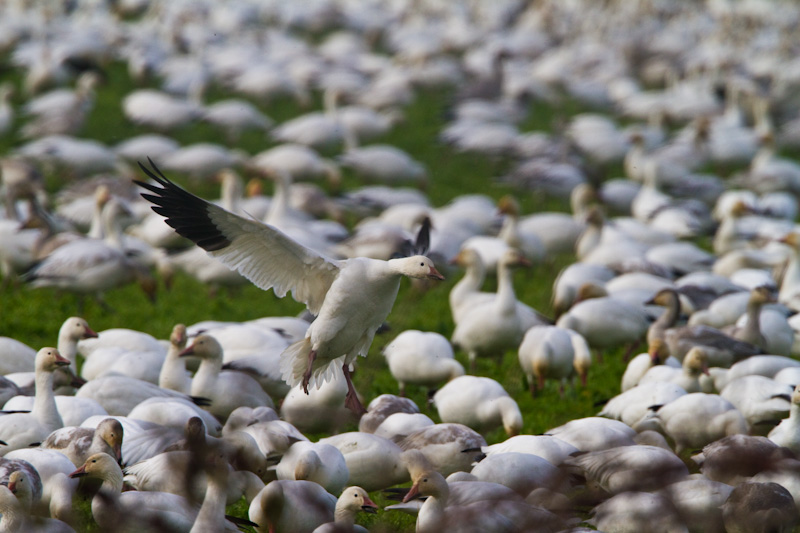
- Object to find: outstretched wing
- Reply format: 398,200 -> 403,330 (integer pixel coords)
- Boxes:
396,216 -> 432,258
135,158 -> 340,315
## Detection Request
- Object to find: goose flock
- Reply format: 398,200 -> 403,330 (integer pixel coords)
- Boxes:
4,0 -> 800,532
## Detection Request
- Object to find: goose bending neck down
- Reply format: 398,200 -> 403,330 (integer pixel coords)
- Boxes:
135,160 -> 444,415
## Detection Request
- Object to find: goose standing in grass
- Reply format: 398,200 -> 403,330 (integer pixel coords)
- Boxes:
433,376 -> 522,437
555,283 -> 650,355
449,247 -> 549,329
25,198 -> 157,309
451,248 -> 532,371
202,98 -> 273,143
382,330 -> 464,397
518,325 -> 576,396
0,347 -> 69,455
136,160 -> 444,415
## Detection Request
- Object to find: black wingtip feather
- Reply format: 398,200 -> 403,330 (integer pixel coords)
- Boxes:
135,159 -> 232,252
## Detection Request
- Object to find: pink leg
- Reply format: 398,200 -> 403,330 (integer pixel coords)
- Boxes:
342,363 -> 366,416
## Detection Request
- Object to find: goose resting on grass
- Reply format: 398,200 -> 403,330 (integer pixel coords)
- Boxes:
135,159 -> 444,415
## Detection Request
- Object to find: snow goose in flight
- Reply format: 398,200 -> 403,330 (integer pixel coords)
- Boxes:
135,159 -> 444,415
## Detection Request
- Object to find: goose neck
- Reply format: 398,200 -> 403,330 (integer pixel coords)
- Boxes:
334,503 -> 356,527
495,260 -> 518,312
655,292 -> 680,329
192,472 -> 227,532
739,299 -> 763,343
33,367 -> 63,430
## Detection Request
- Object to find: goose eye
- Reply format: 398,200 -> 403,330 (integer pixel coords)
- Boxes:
423,478 -> 427,482
420,262 -> 424,266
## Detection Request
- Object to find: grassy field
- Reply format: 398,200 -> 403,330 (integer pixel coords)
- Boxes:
0,58 -> 632,532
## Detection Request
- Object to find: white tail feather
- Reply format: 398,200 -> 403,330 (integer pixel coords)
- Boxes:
279,338 -> 345,390
280,338 -> 313,388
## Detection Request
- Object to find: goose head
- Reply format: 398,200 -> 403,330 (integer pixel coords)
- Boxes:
648,338 -> 669,364
179,334 -> 223,360
403,468 -> 448,503
647,288 -> 679,308
497,195 -> 520,218
574,282 -> 608,303
35,347 -> 70,372
7,471 -> 32,509
391,255 -> 445,281
337,486 -> 377,517
684,347 -> 709,376
450,247 -> 481,268
498,248 -> 531,269
70,453 -> 121,485
748,286 -> 775,307
497,396 -> 523,437
170,323 -> 187,349
60,317 -> 98,342
96,418 -> 124,464
778,232 -> 800,250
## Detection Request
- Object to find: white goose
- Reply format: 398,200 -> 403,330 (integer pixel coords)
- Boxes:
433,376 -> 522,437
0,478 -> 74,533
248,480 -> 336,533
318,432 -> 410,492
42,417 -> 123,467
3,449 -> 78,525
180,334 -> 274,421
122,89 -> 202,131
449,247 -> 549,329
26,199 -> 156,306
633,393 -> 748,454
518,325 -> 576,396
563,445 -> 688,494
0,316 -> 96,375
312,486 -> 377,533
0,347 -> 69,455
136,160 -> 444,415
401,465 -> 563,533
639,346 -> 712,393
249,144 -> 340,184
280,377 -> 355,435
382,330 -> 464,396
451,248 -> 532,371
159,324 -> 191,394
275,441 -> 349,495
768,384 -> 800,455
202,98 -> 273,142
69,453 -> 238,533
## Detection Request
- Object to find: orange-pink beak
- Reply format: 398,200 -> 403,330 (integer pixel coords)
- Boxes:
69,465 -> 87,478
83,326 -> 99,339
54,351 -> 71,367
427,266 -> 445,281
179,344 -> 195,357
402,482 -> 420,503
362,494 -> 378,513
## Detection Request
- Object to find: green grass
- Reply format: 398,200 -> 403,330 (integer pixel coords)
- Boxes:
0,56 -> 633,532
